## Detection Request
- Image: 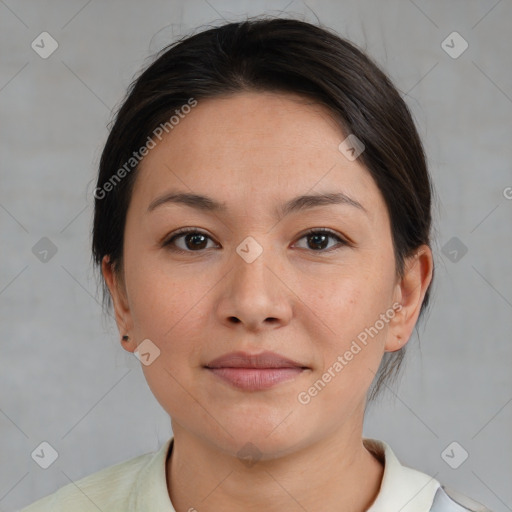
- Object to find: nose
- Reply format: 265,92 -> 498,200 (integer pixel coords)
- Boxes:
215,243 -> 293,333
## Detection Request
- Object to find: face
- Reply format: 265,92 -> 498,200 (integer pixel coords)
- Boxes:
103,91 -> 432,459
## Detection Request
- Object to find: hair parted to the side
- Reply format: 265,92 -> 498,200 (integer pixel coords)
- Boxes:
91,15 -> 436,403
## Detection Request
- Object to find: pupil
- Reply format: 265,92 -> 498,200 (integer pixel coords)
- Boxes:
187,233 -> 207,249
309,233 -> 327,250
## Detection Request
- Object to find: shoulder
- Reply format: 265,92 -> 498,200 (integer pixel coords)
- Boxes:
18,452 -> 152,512
430,486 -> 493,512
18,439 -> 173,512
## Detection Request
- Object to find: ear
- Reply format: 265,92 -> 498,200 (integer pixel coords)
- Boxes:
385,245 -> 433,352
101,255 -> 137,353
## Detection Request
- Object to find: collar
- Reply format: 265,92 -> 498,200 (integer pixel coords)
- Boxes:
364,438 -> 441,511
129,437 -> 175,511
130,437 -> 441,512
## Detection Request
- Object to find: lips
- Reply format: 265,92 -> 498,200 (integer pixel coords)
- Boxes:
206,351 -> 307,369
205,351 -> 308,391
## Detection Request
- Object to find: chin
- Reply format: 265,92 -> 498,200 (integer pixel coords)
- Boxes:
209,414 -> 311,459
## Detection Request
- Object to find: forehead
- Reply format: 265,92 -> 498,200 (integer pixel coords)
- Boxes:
131,91 -> 386,225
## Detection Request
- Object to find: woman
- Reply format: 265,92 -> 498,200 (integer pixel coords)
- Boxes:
21,17 -> 491,512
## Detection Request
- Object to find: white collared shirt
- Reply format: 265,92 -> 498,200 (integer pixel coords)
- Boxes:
19,437 -> 491,511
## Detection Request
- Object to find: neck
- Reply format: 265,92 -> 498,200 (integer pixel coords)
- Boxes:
166,423 -> 384,512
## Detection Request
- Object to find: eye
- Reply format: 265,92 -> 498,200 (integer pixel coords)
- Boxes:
162,227 -> 349,254
162,228 -> 218,253
293,229 -> 348,252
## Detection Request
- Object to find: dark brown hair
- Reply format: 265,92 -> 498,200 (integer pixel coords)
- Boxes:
92,16 -> 436,402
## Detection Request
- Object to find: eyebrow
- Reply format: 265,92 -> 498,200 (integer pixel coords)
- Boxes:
147,190 -> 368,218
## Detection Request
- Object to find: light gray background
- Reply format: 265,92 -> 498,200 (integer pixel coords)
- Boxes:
1,1 -> 511,511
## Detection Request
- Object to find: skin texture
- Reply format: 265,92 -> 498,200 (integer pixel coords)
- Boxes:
102,91 -> 433,512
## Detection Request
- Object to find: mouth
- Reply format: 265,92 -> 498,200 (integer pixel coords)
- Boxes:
204,351 -> 309,391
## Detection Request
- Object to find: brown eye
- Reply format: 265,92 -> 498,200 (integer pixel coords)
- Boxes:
181,232 -> 209,250
294,229 -> 348,252
163,229 -> 218,252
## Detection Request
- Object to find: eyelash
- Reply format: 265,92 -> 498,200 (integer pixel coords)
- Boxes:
161,227 -> 349,254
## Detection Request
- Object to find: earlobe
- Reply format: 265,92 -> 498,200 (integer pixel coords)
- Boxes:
385,245 -> 433,353
101,255 -> 136,352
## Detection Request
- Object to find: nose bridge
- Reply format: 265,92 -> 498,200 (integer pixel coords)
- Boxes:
218,236 -> 291,330
232,235 -> 276,302
234,239 -> 271,294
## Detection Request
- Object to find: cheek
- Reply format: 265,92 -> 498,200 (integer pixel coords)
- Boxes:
299,268 -> 391,384
126,258 -> 199,335
126,266 -> 209,413
303,264 -> 389,336
296,283 -> 389,418
124,260 -> 212,388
